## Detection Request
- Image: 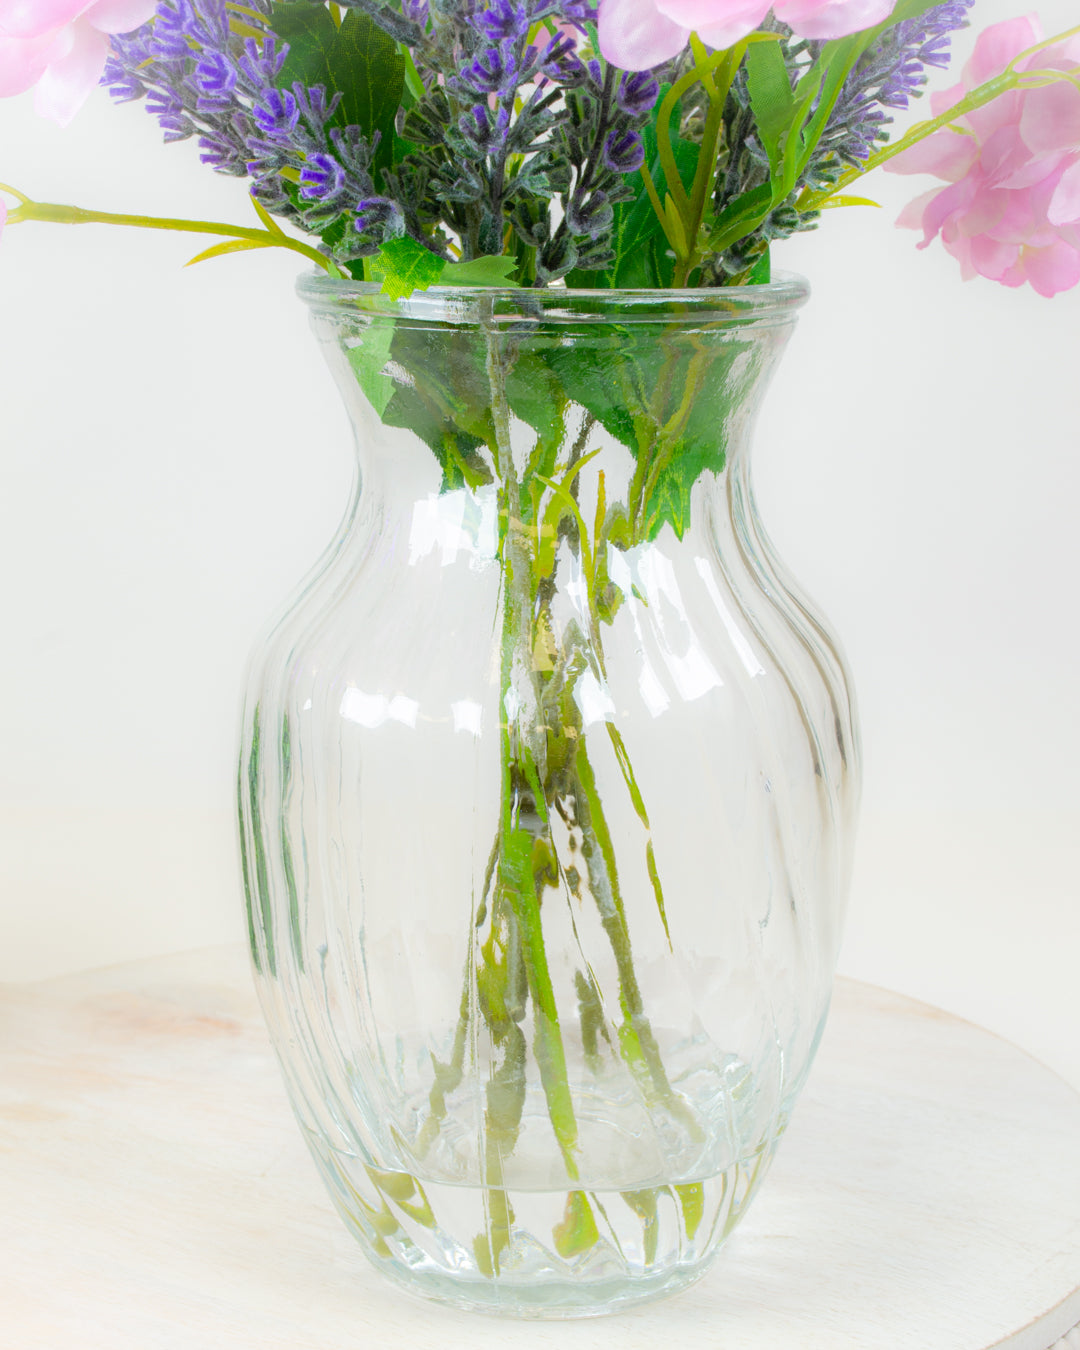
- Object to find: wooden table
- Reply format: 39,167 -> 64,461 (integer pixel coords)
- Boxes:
3,946 -> 1079,1349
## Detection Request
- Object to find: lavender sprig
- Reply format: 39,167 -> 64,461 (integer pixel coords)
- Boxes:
105,1 -> 401,263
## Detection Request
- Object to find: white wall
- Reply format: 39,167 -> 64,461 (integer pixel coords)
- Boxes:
1,0 -> 1077,1088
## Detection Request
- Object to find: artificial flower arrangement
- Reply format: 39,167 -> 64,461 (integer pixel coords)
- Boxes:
2,0 -> 1078,291
2,0 -> 1078,1317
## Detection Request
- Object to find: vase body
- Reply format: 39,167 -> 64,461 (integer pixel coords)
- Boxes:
238,277 -> 860,1317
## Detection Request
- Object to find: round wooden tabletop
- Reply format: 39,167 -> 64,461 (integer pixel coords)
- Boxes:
2,945 -> 1078,1349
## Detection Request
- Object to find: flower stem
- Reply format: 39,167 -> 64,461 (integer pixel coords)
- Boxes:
1,191 -> 329,269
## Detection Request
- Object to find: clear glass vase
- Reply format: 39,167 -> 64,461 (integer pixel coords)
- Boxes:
237,276 -> 860,1318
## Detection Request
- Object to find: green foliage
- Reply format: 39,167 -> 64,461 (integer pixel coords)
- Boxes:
745,39 -> 798,176
543,341 -> 639,449
369,237 -> 518,297
442,254 -> 519,287
271,6 -> 404,183
552,1191 -> 600,1257
373,321 -> 495,490
369,235 -> 445,298
346,319 -> 396,416
566,86 -> 698,291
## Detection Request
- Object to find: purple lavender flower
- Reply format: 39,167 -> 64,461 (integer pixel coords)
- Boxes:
354,197 -> 399,235
192,51 -> 237,112
252,87 -> 299,138
458,103 -> 511,155
566,189 -> 612,239
616,70 -> 659,118
146,86 -> 194,141
237,36 -> 286,89
102,55 -> 144,102
558,0 -> 598,25
470,0 -> 530,42
147,1 -> 191,59
455,43 -> 517,96
300,153 -> 346,201
603,128 -> 644,174
824,0 -> 975,163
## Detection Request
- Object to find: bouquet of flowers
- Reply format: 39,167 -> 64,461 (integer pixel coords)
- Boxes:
2,0 -> 1078,291
2,0 -> 1077,1315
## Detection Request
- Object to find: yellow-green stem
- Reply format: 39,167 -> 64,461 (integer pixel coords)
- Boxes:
2,192 -> 329,269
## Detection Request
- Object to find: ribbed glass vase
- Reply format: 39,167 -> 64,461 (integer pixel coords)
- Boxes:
237,276 -> 860,1318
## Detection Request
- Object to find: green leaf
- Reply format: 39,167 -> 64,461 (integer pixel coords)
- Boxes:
544,343 -> 639,449
250,193 -> 284,235
622,1189 -> 660,1265
608,88 -> 699,289
745,39 -> 796,176
674,1182 -> 704,1239
271,3 -> 336,92
553,1191 -> 600,1258
270,6 -> 404,185
184,237 -> 278,267
747,247 -> 772,284
442,254 -> 518,286
327,12 -> 404,182
504,351 -> 565,473
377,320 -> 495,489
820,194 -> 881,210
346,320 -> 396,417
707,181 -> 773,254
369,236 -> 446,298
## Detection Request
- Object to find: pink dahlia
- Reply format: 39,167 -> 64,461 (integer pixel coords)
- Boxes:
0,0 -> 157,126
887,16 -> 1080,297
597,0 -> 896,73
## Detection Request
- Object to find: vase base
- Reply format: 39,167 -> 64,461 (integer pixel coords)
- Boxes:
309,1133 -> 773,1319
371,1251 -> 716,1319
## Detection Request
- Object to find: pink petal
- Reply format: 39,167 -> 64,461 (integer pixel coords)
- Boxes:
597,0 -> 688,71
895,185 -> 942,234
955,180 -> 1007,237
963,89 -> 1023,143
886,127 -> 977,181
977,124 -> 1036,188
0,26 -> 66,96
939,230 -> 978,280
32,16 -> 107,125
0,0 -> 91,39
928,79 -> 965,119
969,232 -> 1018,279
694,7 -> 769,50
998,149 -> 1066,192
662,0 -> 769,49
1023,239 -> 1080,296
85,0 -> 157,34
963,15 -> 1041,89
776,0 -> 893,40
1048,157 -> 1080,227
1019,80 -> 1080,155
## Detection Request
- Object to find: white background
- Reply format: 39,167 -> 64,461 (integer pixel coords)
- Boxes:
1,0 -> 1077,1090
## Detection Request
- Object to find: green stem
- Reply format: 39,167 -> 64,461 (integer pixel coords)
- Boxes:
671,39 -> 744,286
486,323 -> 581,1181
2,192 -> 329,269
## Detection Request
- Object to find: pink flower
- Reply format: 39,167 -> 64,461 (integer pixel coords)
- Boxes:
0,0 -> 157,126
597,0 -> 895,72
887,16 -> 1080,297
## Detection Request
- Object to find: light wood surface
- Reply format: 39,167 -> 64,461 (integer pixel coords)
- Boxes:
2,946 -> 1078,1349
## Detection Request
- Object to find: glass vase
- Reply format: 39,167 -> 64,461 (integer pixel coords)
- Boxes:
237,276 -> 860,1318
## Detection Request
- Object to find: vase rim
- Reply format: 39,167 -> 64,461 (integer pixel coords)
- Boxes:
296,270 -> 810,326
